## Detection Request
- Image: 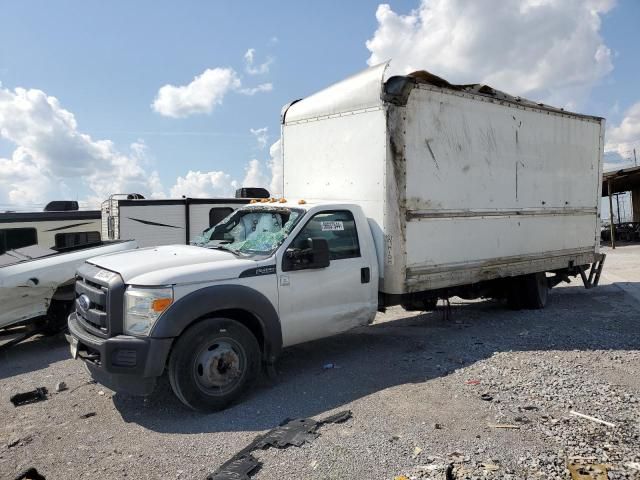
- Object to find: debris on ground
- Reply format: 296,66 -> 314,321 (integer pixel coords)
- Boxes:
10,388 -> 48,407
568,459 -> 609,480
79,412 -> 96,419
68,379 -> 96,394
569,410 -> 616,428
13,467 -> 46,480
480,393 -> 493,401
7,435 -> 33,449
206,410 -> 352,480
54,382 -> 67,393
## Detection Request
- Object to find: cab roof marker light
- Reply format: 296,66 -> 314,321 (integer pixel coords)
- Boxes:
298,199 -> 306,204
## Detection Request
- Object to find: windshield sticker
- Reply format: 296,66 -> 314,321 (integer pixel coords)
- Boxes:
320,221 -> 344,231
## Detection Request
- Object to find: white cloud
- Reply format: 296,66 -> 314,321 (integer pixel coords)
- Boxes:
244,48 -> 274,75
605,101 -> 640,159
268,139 -> 283,196
152,68 -> 241,118
366,0 -> 615,108
238,83 -> 273,96
181,138 -> 282,198
242,159 -> 269,188
169,170 -> 238,198
0,86 -> 163,207
250,127 -> 269,150
152,64 -> 274,117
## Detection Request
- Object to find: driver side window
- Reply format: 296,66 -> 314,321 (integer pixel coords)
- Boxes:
292,210 -> 360,260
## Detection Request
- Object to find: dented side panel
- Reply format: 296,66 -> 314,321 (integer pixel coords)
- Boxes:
0,241 -> 137,329
397,86 -> 602,292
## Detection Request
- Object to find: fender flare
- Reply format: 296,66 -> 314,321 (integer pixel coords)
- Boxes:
150,284 -> 282,363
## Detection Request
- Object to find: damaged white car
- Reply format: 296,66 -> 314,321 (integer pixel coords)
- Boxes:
0,241 -> 136,339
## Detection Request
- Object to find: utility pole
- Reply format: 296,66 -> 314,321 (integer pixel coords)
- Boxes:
634,148 -> 637,167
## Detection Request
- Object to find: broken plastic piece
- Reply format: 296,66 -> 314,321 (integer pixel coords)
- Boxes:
206,410 -> 352,480
13,468 -> 46,480
10,387 -> 48,407
570,410 -> 616,428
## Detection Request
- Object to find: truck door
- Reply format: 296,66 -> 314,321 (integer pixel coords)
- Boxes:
276,209 -> 376,346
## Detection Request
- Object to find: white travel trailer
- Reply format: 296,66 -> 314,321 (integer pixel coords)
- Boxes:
101,190 -> 269,248
0,201 -> 101,254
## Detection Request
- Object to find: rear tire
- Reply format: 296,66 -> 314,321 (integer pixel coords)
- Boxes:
506,273 -> 549,310
401,297 -> 438,312
168,317 -> 260,412
509,272 -> 548,310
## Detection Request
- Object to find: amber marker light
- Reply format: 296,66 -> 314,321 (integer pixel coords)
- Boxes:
151,297 -> 172,313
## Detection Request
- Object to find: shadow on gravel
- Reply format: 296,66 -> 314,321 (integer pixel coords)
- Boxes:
0,334 -> 69,380
109,282 -> 640,434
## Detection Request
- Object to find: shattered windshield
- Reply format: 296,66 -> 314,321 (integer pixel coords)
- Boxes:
194,207 -> 304,257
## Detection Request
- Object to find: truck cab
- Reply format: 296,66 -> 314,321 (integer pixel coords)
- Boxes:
68,200 -> 379,411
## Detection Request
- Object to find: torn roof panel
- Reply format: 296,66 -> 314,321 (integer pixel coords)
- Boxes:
282,62 -> 603,125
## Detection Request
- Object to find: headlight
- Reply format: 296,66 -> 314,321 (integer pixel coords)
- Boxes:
124,287 -> 173,336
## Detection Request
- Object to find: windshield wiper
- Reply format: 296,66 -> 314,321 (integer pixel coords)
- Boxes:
208,244 -> 247,257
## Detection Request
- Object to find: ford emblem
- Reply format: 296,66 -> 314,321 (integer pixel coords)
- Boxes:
77,294 -> 91,312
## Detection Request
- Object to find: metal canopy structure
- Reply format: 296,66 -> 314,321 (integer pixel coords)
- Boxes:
601,165 -> 640,248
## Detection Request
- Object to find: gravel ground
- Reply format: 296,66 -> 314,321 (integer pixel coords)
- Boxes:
1,245 -> 639,480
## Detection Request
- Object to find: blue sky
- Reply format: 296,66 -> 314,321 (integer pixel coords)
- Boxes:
0,0 -> 638,208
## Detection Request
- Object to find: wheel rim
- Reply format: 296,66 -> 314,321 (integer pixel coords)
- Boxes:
193,338 -> 245,394
537,273 -> 548,305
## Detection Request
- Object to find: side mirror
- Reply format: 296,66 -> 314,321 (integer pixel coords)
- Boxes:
283,237 -> 330,271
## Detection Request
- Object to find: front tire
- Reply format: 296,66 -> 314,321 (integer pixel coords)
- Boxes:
42,300 -> 72,335
168,318 -> 260,412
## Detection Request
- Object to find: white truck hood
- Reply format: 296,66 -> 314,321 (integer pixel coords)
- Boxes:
87,245 -> 257,285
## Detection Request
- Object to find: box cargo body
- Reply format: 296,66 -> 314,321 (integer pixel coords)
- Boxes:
282,63 -> 604,295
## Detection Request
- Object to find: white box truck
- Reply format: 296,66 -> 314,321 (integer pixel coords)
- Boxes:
67,62 -> 605,411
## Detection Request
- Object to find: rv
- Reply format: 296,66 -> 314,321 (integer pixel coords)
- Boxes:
0,201 -> 101,254
101,189 -> 269,247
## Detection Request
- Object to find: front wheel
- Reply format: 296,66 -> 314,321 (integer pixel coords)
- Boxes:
41,300 -> 73,335
168,318 -> 260,412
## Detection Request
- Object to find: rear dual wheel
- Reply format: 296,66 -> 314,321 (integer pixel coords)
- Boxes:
168,318 -> 260,412
401,297 -> 438,312
507,272 -> 549,310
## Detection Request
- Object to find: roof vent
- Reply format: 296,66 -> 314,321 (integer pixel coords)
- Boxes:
235,187 -> 270,199
43,201 -> 79,212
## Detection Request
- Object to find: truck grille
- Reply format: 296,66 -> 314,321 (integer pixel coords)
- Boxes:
74,264 -> 125,338
75,275 -> 108,334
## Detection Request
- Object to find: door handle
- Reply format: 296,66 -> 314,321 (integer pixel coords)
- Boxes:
361,267 -> 370,284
